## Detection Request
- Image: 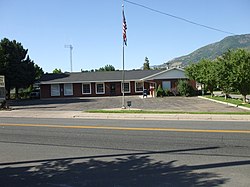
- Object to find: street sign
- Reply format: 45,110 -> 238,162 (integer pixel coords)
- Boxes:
0,75 -> 5,102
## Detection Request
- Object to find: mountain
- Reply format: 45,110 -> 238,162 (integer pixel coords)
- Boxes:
155,34 -> 250,69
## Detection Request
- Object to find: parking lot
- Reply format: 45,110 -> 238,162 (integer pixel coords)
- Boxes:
6,96 -> 249,112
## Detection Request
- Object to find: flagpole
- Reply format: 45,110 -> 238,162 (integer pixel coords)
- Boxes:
122,4 -> 126,109
122,39 -> 125,109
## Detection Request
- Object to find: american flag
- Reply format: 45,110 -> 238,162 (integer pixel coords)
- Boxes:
122,8 -> 127,46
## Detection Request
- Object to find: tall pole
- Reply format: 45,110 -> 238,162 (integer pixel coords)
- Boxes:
122,34 -> 125,109
65,44 -> 73,72
122,3 -> 126,109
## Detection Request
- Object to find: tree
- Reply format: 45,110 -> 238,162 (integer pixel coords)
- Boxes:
185,59 -> 217,96
0,38 -> 43,98
216,50 -> 234,99
186,49 -> 250,103
53,68 -> 62,74
97,64 -> 115,71
177,80 -> 195,96
81,65 -> 116,72
230,49 -> 250,103
185,63 -> 199,81
143,57 -> 150,70
34,64 -> 44,80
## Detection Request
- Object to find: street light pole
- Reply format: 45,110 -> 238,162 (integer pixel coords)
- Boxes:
65,44 -> 73,72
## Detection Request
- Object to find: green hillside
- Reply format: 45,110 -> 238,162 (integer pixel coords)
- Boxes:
157,34 -> 250,68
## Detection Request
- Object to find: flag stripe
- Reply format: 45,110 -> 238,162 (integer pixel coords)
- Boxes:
123,9 -> 127,46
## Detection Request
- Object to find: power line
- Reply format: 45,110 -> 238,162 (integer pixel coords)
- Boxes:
124,0 -> 235,35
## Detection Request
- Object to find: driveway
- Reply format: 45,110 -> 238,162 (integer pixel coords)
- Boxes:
6,96 -> 249,112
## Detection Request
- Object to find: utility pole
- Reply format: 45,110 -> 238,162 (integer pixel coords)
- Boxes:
65,44 -> 73,72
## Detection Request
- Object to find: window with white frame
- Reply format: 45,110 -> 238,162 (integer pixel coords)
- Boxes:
96,83 -> 105,94
64,83 -> 73,96
121,82 -> 130,93
51,84 -> 60,96
82,83 -> 91,94
135,81 -> 144,92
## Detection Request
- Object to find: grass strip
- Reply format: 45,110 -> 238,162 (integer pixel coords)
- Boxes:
204,96 -> 250,108
86,110 -> 250,115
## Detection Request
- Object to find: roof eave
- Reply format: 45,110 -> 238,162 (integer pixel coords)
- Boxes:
141,67 -> 184,81
39,79 -> 143,85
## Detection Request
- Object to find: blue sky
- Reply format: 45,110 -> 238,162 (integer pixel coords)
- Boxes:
1,0 -> 249,73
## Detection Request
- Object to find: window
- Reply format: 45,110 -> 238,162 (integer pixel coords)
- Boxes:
135,81 -> 144,92
82,83 -> 91,94
51,84 -> 60,96
121,82 -> 130,93
162,81 -> 171,90
64,83 -> 73,96
96,83 -> 105,94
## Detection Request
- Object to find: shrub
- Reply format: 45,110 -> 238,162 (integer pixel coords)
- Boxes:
156,85 -> 164,97
177,80 -> 196,96
165,89 -> 171,96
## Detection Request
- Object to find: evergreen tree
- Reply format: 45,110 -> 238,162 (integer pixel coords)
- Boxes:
143,57 -> 150,70
0,38 -> 43,98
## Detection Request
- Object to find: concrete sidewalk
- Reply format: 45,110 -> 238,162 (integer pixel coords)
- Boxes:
1,109 -> 250,121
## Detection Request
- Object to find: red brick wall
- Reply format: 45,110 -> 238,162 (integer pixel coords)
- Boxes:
130,81 -> 135,95
144,82 -> 150,90
40,80 -> 194,98
116,82 -> 122,95
40,84 -> 50,98
189,80 -> 197,90
105,82 -> 121,96
73,83 -> 82,97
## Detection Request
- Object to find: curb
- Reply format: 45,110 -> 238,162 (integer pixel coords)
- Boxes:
1,110 -> 250,121
74,113 -> 250,121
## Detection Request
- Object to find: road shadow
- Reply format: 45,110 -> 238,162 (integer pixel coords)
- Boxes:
0,146 -> 221,166
0,149 -> 231,186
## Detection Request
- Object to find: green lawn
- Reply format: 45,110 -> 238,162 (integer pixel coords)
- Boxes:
204,95 -> 250,108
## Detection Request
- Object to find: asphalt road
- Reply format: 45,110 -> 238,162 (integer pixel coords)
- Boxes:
0,117 -> 250,187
